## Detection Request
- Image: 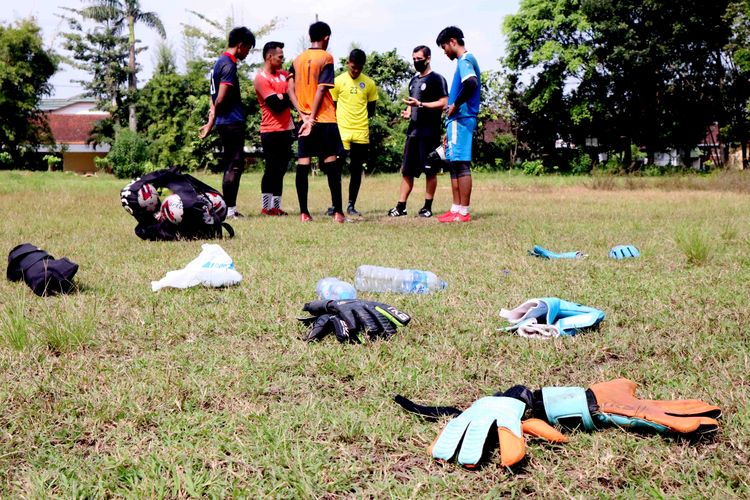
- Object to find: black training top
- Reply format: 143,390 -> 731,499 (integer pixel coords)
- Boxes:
407,71 -> 449,137
210,52 -> 245,125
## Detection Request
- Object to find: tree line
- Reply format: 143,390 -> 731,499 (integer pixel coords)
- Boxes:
3,0 -> 750,173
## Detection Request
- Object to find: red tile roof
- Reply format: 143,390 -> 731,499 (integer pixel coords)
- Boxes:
45,112 -> 109,144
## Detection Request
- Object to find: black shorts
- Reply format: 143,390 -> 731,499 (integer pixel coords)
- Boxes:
216,122 -> 245,164
297,122 -> 343,159
261,130 -> 293,165
401,135 -> 441,178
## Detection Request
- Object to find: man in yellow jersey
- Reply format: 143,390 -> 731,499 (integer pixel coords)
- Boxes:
288,21 -> 346,223
329,49 -> 378,217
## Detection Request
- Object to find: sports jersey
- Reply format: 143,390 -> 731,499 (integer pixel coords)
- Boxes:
331,72 -> 378,132
448,52 -> 481,119
253,69 -> 294,133
210,52 -> 245,125
407,71 -> 449,137
289,48 -> 337,123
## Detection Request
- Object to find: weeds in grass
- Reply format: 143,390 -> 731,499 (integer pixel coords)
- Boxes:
38,302 -> 96,354
610,169 -> 750,193
588,173 -> 617,190
675,227 -> 712,265
1,302 -> 31,350
721,223 -> 738,241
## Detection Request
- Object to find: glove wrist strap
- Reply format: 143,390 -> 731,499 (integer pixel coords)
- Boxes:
541,387 -> 597,431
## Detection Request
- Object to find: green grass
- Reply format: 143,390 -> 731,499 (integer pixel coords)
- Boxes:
675,226 -> 713,266
1,169 -> 750,497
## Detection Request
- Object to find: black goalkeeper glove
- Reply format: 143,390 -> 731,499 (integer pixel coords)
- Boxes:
299,299 -> 411,342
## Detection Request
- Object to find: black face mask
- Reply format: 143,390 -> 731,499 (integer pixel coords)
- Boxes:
414,60 -> 427,73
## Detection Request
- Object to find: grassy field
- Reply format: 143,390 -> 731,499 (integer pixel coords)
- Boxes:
1,169 -> 749,497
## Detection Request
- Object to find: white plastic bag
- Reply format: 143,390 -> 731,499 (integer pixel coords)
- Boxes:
151,243 -> 243,291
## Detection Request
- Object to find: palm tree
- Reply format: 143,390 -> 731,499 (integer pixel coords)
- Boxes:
81,0 -> 166,131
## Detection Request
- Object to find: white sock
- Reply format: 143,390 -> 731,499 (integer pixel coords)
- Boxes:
450,204 -> 460,213
262,193 -> 272,210
459,205 -> 470,216
273,196 -> 281,210
227,206 -> 237,217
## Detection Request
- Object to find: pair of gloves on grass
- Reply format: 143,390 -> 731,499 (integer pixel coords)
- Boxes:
298,299 -> 411,343
396,378 -> 721,468
298,302 -> 721,470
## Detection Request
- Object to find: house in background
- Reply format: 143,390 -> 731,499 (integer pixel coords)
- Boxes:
38,95 -> 110,173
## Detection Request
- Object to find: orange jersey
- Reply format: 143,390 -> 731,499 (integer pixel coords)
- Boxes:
290,48 -> 337,123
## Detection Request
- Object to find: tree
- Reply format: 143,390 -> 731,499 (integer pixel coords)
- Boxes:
80,0 -> 166,132
504,0 -> 733,169
59,6 -> 129,143
721,0 -> 750,168
0,19 -> 57,168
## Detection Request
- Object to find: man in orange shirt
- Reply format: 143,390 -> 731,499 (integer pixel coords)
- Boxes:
288,21 -> 345,223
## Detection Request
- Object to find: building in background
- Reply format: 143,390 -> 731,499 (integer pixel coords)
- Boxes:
38,95 -> 110,173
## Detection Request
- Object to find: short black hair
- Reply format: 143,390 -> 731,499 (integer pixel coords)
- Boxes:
413,45 -> 431,58
228,27 -> 256,49
436,26 -> 464,46
262,41 -> 284,60
309,21 -> 331,42
348,48 -> 366,66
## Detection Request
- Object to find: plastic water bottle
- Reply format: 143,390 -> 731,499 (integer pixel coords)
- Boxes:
354,265 -> 447,294
316,277 -> 357,300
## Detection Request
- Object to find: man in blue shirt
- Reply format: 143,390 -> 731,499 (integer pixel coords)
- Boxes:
199,27 -> 255,219
435,26 -> 480,223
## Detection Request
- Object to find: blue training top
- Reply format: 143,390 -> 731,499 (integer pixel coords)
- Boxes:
210,52 -> 245,125
448,52 -> 481,120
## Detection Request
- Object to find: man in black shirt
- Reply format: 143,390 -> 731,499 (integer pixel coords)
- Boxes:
388,45 -> 448,218
199,27 -> 255,219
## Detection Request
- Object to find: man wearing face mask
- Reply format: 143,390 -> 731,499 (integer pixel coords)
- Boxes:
388,45 -> 448,218
329,49 -> 378,217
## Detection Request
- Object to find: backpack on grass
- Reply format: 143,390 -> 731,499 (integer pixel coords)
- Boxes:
121,167 -> 234,241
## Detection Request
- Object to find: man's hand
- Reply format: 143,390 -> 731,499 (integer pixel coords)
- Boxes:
297,112 -> 313,137
199,105 -> 215,139
403,97 -> 420,107
298,118 -> 313,137
198,123 -> 212,139
445,104 -> 456,117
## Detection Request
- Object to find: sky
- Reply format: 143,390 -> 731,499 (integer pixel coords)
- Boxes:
8,0 -> 520,99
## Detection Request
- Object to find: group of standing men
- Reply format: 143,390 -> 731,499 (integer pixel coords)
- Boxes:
200,22 -> 480,224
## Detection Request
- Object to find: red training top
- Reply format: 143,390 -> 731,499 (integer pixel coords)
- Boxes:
253,69 -> 294,133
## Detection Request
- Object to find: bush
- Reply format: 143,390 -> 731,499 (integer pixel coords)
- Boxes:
107,128 -> 150,179
570,152 -> 593,174
521,159 -> 545,176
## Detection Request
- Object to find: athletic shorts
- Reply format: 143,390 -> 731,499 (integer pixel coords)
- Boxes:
297,122 -> 343,159
216,122 -> 246,164
401,135 -> 441,178
260,130 -> 293,166
339,127 -> 369,150
445,117 -> 477,162
448,161 -> 472,179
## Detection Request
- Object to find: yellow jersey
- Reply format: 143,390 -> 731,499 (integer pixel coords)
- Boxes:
331,72 -> 378,133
